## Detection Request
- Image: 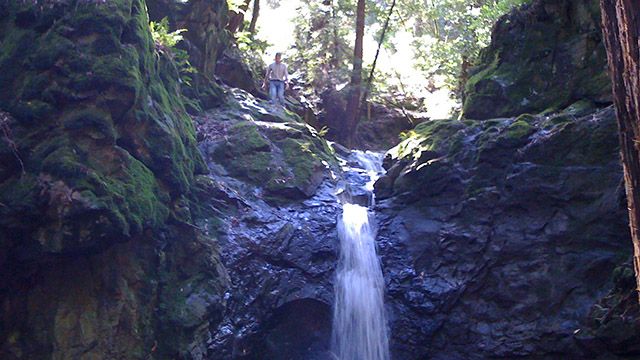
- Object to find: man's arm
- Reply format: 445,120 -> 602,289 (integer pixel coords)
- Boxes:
284,64 -> 289,89
263,65 -> 270,89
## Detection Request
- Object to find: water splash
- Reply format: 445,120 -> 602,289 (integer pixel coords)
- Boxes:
331,152 -> 390,360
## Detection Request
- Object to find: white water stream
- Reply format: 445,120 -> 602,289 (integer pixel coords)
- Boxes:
331,151 -> 390,360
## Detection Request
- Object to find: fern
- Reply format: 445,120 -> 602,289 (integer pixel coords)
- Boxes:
150,17 -> 186,50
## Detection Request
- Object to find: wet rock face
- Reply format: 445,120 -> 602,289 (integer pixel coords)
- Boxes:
375,107 -> 631,359
0,1 -> 228,358
463,0 -> 611,119
207,183 -> 340,359
194,88 -> 340,359
196,88 -> 336,201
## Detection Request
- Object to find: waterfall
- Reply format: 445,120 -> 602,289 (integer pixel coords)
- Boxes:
331,151 -> 390,360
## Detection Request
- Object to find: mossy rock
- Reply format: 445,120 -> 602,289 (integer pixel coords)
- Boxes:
205,112 -> 335,200
390,119 -> 467,162
198,87 -> 337,200
502,118 -> 535,141
562,99 -> 597,117
0,0 -> 206,252
463,0 -> 610,120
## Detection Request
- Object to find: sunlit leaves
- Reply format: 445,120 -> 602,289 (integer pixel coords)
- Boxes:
227,0 -> 249,13
399,0 -> 529,93
150,17 -> 186,49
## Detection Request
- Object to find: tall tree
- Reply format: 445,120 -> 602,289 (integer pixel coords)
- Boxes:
600,0 -> 640,302
291,0 -> 352,91
248,0 -> 260,35
344,0 -> 366,147
362,0 -> 397,108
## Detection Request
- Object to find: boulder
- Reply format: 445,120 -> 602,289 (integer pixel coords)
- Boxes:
215,46 -> 265,98
463,0 -> 611,119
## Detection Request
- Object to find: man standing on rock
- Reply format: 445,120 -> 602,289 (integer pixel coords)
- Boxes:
263,52 -> 289,106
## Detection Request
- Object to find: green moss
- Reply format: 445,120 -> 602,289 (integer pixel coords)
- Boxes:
562,100 -> 596,117
26,32 -> 74,70
92,52 -> 141,92
0,0 -> 205,241
390,119 -> 466,161
278,138 -> 318,184
541,114 -> 572,130
503,119 -> 534,140
94,155 -> 169,234
0,175 -> 41,217
62,108 -> 116,141
12,99 -> 53,122
211,122 -> 275,183
230,122 -> 271,151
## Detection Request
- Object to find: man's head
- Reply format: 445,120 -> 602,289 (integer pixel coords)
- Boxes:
275,52 -> 282,64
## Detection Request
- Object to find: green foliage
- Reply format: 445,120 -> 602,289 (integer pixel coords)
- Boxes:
318,126 -> 330,138
236,31 -> 269,53
150,18 -> 195,80
235,30 -> 270,80
291,0 -> 355,92
400,0 -> 530,94
150,17 -> 186,49
285,0 -> 527,107
227,0 -> 249,13
150,17 -> 198,109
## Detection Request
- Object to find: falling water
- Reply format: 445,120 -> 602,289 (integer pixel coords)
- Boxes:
332,151 -> 390,360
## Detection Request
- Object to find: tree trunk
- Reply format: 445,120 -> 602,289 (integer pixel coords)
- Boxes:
227,0 -> 251,33
331,1 -> 340,70
344,0 -> 365,147
248,0 -> 260,35
600,0 -> 640,302
362,0 -> 396,108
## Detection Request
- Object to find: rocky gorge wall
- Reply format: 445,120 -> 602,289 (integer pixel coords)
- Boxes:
376,106 -> 633,358
0,1 -> 229,358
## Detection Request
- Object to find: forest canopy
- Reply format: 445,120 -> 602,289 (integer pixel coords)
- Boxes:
231,0 -> 529,116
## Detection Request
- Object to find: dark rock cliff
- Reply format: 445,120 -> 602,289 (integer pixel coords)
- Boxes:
463,0 -> 611,120
376,107 -> 633,358
0,1 -> 228,358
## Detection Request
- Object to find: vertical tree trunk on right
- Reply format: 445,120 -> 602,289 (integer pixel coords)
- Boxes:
600,0 -> 640,302
344,0 -> 366,147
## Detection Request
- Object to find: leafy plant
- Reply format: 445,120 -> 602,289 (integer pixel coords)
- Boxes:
227,0 -> 249,13
318,126 -> 330,137
149,18 -> 199,109
150,17 -> 186,51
